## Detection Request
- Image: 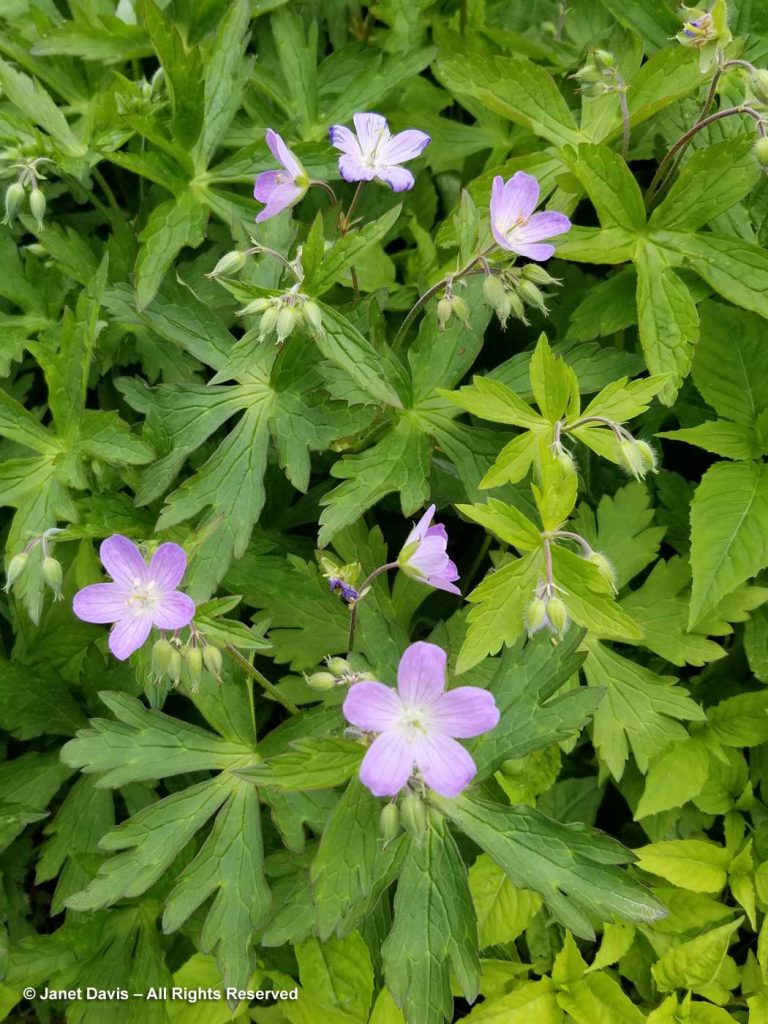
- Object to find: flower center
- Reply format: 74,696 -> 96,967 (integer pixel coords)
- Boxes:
275,170 -> 290,185
126,578 -> 160,615
364,128 -> 388,169
397,704 -> 431,742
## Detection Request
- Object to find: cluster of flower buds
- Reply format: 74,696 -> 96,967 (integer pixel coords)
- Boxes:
436,287 -> 470,331
1,156 -> 50,230
616,436 -> 657,480
238,292 -> 324,344
4,528 -> 64,600
525,580 -> 569,639
676,0 -> 731,70
482,264 -> 561,328
304,655 -> 376,692
320,557 -> 364,607
570,49 -> 626,98
378,791 -> 429,846
151,634 -> 224,692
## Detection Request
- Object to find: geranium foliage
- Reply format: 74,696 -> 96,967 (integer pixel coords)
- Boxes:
2,1 -> 768,1022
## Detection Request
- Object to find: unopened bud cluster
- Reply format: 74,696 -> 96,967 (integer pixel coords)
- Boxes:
320,557 -> 363,607
482,265 -> 560,328
617,436 -> 657,480
151,635 -> 224,692
1,156 -> 51,230
377,790 -> 429,847
4,528 -> 64,601
526,581 -> 569,640
238,292 -> 325,344
570,49 -> 626,98
304,655 -> 376,692
437,289 -> 469,331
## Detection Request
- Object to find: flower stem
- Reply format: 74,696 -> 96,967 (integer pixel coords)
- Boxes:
617,83 -> 630,160
311,180 -> 338,205
347,561 -> 399,654
225,644 -> 300,715
339,181 -> 366,299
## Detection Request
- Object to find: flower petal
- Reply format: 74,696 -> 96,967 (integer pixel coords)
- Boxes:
109,613 -> 153,660
425,569 -> 461,596
329,124 -> 360,157
254,169 -> 280,202
343,681 -> 402,732
265,128 -> 303,178
152,592 -> 196,630
407,534 -> 451,578
431,687 -> 500,738
516,210 -> 571,243
376,166 -> 414,192
397,641 -> 447,705
100,535 -> 148,585
72,583 -> 129,624
359,731 -> 414,797
412,733 -> 477,797
338,154 -> 372,183
254,182 -> 304,222
407,504 -> 435,545
503,171 -> 540,223
512,242 -> 556,262
381,129 -> 431,164
149,543 -> 187,590
352,112 -> 389,156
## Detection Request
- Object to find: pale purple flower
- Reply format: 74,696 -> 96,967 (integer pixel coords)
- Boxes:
329,113 -> 430,192
398,504 -> 460,595
490,172 -> 571,261
253,129 -> 310,222
343,642 -> 499,797
73,535 -> 195,661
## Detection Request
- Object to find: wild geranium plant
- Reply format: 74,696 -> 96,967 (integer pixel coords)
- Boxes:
3,1 -> 768,1022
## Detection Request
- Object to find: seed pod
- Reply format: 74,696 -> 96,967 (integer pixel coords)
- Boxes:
258,304 -> 280,340
755,137 -> 768,167
276,304 -> 297,344
587,551 -> 617,595
325,657 -> 350,676
185,646 -> 203,691
302,299 -> 324,336
3,181 -> 25,225
482,274 -> 507,312
29,188 -> 46,230
151,638 -> 174,678
42,556 -> 63,599
525,596 -> 549,635
436,296 -> 453,330
306,671 -> 337,691
546,596 -> 569,637
401,794 -> 428,844
169,649 -> 183,686
4,552 -> 28,591
209,250 -> 246,278
379,803 -> 401,845
203,645 -> 224,681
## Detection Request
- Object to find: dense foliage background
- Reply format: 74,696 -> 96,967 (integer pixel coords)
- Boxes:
3,0 -> 768,1021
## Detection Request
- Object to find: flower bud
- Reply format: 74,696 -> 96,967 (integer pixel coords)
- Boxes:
209,250 -> 246,278
517,279 -> 548,313
4,552 -> 28,591
755,137 -> 768,167
185,646 -> 203,691
29,188 -> 46,230
587,551 -> 617,595
525,596 -> 549,635
546,596 -> 569,637
151,638 -> 174,678
302,299 -> 324,337
483,274 -> 507,313
617,438 -> 657,480
42,556 -> 63,599
556,449 -> 576,475
379,803 -> 401,846
325,657 -> 350,676
3,181 -> 25,225
521,264 -> 559,286
169,648 -> 183,685
593,49 -> 616,71
203,645 -> 223,681
276,305 -> 297,344
401,794 -> 428,844
450,295 -> 469,324
306,671 -> 338,691
750,70 -> 768,106
506,291 -> 528,324
437,296 -> 453,330
258,304 -> 279,340
239,297 -> 271,316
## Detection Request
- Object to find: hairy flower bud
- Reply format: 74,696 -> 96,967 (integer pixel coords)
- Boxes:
42,556 -> 63,599
185,646 -> 203,691
302,299 -> 324,337
592,49 -> 616,72
3,181 -> 25,226
517,279 -> 548,313
482,274 -> 507,313
276,304 -> 297,344
29,188 -> 46,230
556,449 -> 577,475
587,551 -> 618,595
755,136 -> 768,167
258,303 -> 280,340
437,296 -> 453,330
151,638 -> 175,679
169,649 -> 183,686
326,656 -> 350,676
306,670 -> 338,691
4,552 -> 28,591
202,645 -> 223,681
617,437 -> 657,480
751,70 -> 768,106
546,596 -> 569,637
239,297 -> 272,316
209,250 -> 246,278
401,793 -> 428,844
379,803 -> 401,846
525,596 -> 549,635
521,264 -> 559,287
450,294 -> 469,324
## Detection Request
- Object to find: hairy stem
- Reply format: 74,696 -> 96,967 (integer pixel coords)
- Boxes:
347,561 -> 399,653
226,645 -> 300,715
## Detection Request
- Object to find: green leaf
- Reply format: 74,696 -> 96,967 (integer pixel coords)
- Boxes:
580,374 -> 669,424
693,301 -> 768,425
0,57 -> 87,159
382,814 -> 480,1024
564,144 -> 646,232
456,499 -> 541,551
459,979 -> 561,1024
433,793 -> 666,939
195,0 -> 252,165
634,839 -> 730,893
446,376 -> 544,428
594,0 -> 679,48
139,0 -> 204,148
529,333 -> 580,422
305,205 -> 402,296
235,739 -> 364,791
317,305 -> 406,409
707,691 -> 768,747
310,779 -> 407,940
0,655 -> 85,739
551,546 -> 642,641
435,55 -> 581,147
635,243 -> 699,404
689,461 -> 768,625
635,737 -> 711,818
556,969 -> 646,1024
652,918 -> 742,992
293,932 -> 373,1024
469,854 -> 541,948
135,192 -> 208,310
659,420 -> 759,460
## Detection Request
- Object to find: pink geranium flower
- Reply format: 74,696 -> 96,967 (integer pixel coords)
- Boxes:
329,112 -> 430,192
73,535 -> 195,661
398,504 -> 460,595
343,642 -> 499,797
490,172 -> 571,261
253,129 -> 310,222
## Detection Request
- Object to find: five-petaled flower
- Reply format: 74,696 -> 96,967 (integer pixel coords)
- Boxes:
398,504 -> 460,595
343,642 -> 499,797
254,129 -> 310,223
73,535 -> 196,661
329,113 -> 430,192
490,172 -> 571,261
